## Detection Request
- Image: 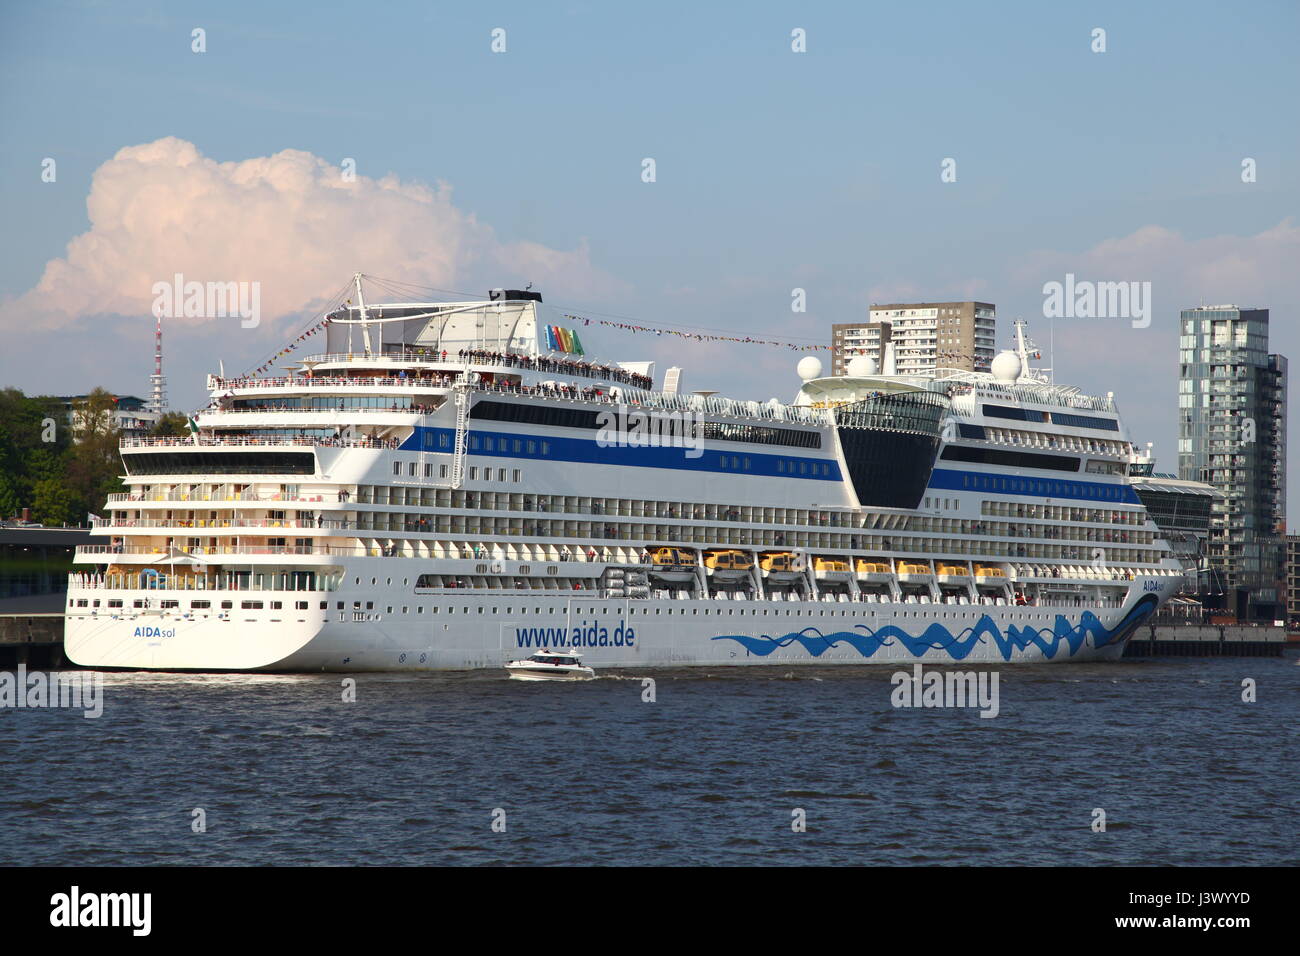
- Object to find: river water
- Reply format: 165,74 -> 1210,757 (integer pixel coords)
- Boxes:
1,654 -> 1295,865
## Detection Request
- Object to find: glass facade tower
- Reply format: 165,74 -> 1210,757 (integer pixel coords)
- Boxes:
1177,306 -> 1287,619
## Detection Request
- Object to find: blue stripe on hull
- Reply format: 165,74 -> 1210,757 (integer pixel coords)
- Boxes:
927,467 -> 1140,504
400,425 -> 842,480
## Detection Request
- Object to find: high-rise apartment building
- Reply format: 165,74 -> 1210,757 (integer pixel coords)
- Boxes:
831,302 -> 995,377
1177,306 -> 1287,620
1286,534 -> 1300,627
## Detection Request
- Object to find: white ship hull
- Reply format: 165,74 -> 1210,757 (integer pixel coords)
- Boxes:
67,287 -> 1188,674
64,575 -> 1174,672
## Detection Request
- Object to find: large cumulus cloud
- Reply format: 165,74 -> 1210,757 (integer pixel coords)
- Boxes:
4,137 -> 619,329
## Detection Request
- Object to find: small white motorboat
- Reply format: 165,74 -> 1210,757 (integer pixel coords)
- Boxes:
505,650 -> 596,681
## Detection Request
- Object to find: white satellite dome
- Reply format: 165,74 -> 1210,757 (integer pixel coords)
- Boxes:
846,355 -> 877,377
991,350 -> 1022,382
797,356 -> 824,381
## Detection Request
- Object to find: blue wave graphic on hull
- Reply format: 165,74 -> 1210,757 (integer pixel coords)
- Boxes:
711,599 -> 1156,662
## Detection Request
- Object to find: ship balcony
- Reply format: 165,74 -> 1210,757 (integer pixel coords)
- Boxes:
121,435 -> 397,450
75,544 -> 344,564
294,349 -> 654,391
208,372 -> 457,393
92,516 -> 353,532
199,403 -> 439,421
106,490 -> 343,504
69,570 -> 340,593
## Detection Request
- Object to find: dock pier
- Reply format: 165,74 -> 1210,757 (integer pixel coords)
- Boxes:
0,613 -> 67,669
1124,623 -> 1289,658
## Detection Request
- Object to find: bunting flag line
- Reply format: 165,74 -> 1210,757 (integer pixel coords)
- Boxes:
562,313 -> 830,351
240,316 -> 332,378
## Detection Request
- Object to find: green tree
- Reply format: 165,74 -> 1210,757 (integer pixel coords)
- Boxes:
31,476 -> 77,526
65,389 -> 125,522
0,470 -> 21,519
0,388 -> 69,521
150,411 -> 190,437
0,387 -> 130,525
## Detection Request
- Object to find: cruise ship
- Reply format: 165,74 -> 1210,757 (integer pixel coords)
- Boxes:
65,278 -> 1184,670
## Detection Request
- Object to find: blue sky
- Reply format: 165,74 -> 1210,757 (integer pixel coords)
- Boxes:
1,0 -> 1297,515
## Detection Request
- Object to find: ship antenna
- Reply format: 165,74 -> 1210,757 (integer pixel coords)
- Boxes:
1049,313 -> 1055,385
1014,318 -> 1029,377
353,272 -> 374,356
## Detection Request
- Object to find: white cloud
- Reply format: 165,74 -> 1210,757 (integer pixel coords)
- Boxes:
1013,219 -> 1299,307
2,137 -> 623,330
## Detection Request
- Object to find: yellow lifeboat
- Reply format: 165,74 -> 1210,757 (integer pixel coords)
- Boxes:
896,561 -> 933,580
705,549 -> 750,571
855,559 -> 891,575
759,551 -> 804,579
647,546 -> 697,583
650,546 -> 695,567
813,557 -> 850,572
936,562 -> 971,581
760,551 -> 796,571
705,550 -> 751,579
813,556 -> 852,581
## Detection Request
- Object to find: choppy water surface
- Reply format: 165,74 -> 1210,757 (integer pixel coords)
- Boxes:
2,654 -> 1296,865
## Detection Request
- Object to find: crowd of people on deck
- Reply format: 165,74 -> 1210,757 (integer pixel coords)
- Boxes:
456,348 -> 653,390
